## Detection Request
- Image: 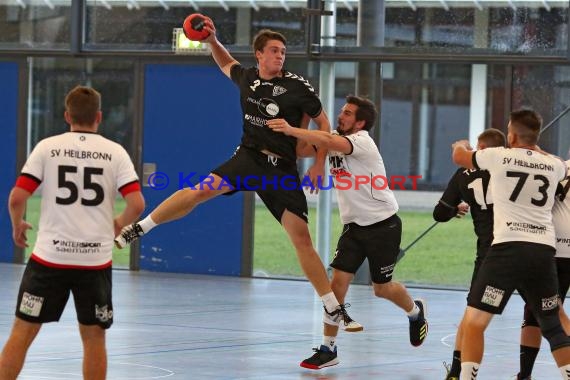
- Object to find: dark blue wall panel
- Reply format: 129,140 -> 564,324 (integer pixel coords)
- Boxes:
141,64 -> 243,275
0,62 -> 18,262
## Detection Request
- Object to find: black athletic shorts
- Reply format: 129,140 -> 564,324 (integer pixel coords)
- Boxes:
523,257 -> 570,327
330,214 -> 401,284
212,145 -> 308,223
467,242 -> 559,317
466,245 -> 491,300
557,257 -> 570,302
15,258 -> 113,329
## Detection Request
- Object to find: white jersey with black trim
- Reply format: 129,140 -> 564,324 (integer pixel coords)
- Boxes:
21,132 -> 139,267
474,147 -> 566,247
329,130 -> 398,226
554,160 -> 570,258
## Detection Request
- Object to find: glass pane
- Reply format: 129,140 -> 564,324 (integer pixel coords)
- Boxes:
0,1 -> 71,49
26,57 -> 136,268
85,2 -> 307,49
511,65 -> 570,158
338,1 -> 569,55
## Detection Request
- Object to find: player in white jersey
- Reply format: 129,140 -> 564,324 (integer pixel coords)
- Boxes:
268,95 -> 428,370
0,86 -> 145,380
451,109 -> 570,379
516,161 -> 570,380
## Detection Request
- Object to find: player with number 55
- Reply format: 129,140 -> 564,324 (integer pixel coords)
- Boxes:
0,86 -> 145,379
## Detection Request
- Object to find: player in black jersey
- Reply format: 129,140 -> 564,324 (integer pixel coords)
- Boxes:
434,129 -> 506,380
115,21 -> 362,333
452,109 -> 570,379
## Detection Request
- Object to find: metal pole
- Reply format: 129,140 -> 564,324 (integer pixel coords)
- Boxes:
316,0 -> 336,269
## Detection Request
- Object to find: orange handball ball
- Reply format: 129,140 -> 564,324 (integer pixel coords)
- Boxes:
182,13 -> 210,41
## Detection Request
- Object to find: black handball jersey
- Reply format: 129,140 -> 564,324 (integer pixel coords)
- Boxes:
434,168 -> 494,251
230,65 -> 323,162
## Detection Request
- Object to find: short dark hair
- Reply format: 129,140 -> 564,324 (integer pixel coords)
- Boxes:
65,86 -> 101,126
510,108 -> 542,145
345,95 -> 377,131
252,29 -> 287,58
478,128 -> 506,148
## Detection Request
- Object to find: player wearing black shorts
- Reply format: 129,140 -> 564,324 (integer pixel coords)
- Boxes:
0,86 -> 144,379
268,95 -> 428,370
451,109 -> 570,379
516,161 -> 570,380
115,23 -> 361,335
434,129 -> 506,380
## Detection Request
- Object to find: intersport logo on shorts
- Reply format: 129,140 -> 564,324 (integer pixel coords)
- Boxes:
146,171 -> 422,191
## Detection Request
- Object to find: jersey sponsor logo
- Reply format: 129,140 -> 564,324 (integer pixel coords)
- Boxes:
505,221 -> 547,235
284,72 -> 315,93
258,98 -> 279,117
53,240 -> 102,254
272,85 -> 287,97
557,237 -> 570,247
481,285 -> 504,307
19,292 -> 44,317
541,295 -> 559,311
95,304 -> 113,323
244,114 -> 267,127
246,97 -> 280,117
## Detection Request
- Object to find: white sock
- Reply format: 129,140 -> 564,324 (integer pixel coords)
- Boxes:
559,364 -> 570,379
321,292 -> 340,313
323,336 -> 337,351
138,215 -> 158,234
460,362 -> 480,380
406,302 -> 420,320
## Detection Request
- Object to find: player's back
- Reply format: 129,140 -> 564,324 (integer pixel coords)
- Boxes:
475,147 -> 566,247
24,131 -> 134,266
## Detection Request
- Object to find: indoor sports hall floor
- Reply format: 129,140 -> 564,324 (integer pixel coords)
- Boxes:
0,263 -> 561,379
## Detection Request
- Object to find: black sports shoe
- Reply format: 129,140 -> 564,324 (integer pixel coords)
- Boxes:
300,345 -> 339,370
114,222 -> 144,249
323,303 -> 364,332
409,299 -> 428,346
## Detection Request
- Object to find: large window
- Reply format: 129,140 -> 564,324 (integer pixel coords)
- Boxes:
0,1 -> 71,49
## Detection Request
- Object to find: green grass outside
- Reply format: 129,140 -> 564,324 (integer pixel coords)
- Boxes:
253,205 -> 477,287
22,197 -> 477,287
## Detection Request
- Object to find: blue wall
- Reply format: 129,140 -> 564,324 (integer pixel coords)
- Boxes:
141,64 -> 244,275
0,62 -> 18,262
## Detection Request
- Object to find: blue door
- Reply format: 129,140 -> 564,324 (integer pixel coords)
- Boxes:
141,64 -> 244,275
0,62 -> 19,262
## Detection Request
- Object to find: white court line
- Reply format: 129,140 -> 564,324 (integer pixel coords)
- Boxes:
114,362 -> 175,378
20,362 -> 175,379
440,333 -> 457,347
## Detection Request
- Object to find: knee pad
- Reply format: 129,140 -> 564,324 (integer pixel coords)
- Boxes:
522,304 -> 539,328
538,314 -> 570,351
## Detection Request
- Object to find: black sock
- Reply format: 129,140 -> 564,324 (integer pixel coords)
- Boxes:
448,350 -> 461,377
519,345 -> 540,379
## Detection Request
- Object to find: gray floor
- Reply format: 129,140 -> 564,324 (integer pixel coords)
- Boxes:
0,263 -> 561,379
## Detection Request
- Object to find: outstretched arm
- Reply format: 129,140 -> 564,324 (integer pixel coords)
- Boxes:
267,117 -> 352,154
296,114 -> 316,158
202,17 -> 239,78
